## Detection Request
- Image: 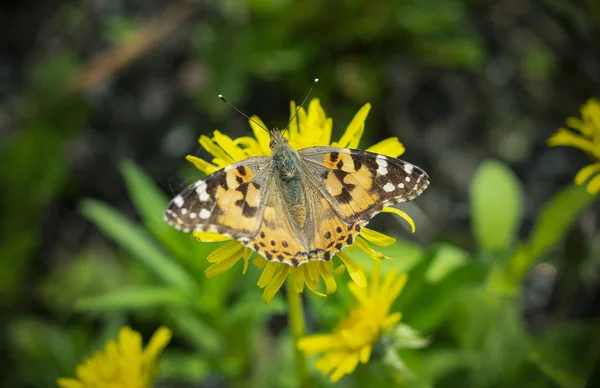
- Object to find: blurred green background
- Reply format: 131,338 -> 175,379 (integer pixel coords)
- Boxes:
1,0 -> 599,387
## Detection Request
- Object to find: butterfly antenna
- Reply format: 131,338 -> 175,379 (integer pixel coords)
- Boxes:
282,78 -> 319,135
218,94 -> 270,134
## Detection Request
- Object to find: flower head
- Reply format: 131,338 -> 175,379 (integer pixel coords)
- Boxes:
57,326 -> 172,388
297,262 -> 408,382
188,99 -> 417,304
547,97 -> 600,194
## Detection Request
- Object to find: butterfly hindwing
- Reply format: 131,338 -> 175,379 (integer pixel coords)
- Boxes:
298,146 -> 429,223
164,156 -> 270,239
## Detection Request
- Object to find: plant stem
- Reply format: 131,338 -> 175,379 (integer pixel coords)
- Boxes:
287,289 -> 309,388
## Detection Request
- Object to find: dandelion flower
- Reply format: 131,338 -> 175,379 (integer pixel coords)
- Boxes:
57,326 -> 172,388
297,262 -> 408,382
548,97 -> 600,194
186,99 -> 419,304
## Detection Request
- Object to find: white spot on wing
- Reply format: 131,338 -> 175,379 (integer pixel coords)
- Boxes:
173,195 -> 184,207
376,156 -> 388,175
189,212 -> 197,219
404,163 -> 414,174
181,208 -> 188,215
405,176 -> 411,182
398,182 -> 405,189
196,181 -> 210,201
383,182 -> 395,192
199,209 -> 211,219
195,181 -> 207,192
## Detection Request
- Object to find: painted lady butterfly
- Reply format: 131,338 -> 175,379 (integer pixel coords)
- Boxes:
165,128 -> 429,267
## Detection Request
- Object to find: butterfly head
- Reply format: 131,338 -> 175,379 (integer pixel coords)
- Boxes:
269,128 -> 289,150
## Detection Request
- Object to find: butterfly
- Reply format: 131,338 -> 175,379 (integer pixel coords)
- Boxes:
164,129 -> 429,266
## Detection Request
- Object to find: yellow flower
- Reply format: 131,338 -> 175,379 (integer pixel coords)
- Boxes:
188,99 -> 417,304
547,97 -> 600,194
57,326 -> 172,388
297,261 -> 408,382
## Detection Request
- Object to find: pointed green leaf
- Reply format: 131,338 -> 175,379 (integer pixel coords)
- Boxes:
527,184 -> 596,260
80,199 -> 195,294
470,160 -> 523,251
74,286 -> 188,312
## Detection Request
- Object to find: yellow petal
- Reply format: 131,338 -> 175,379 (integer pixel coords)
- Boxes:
297,334 -> 339,354
142,326 -> 172,364
306,99 -> 332,146
574,162 -> 600,186
382,312 -> 402,328
185,155 -> 218,175
315,351 -> 345,375
302,265 -> 319,291
359,344 -> 372,363
366,137 -> 405,158
233,136 -> 264,156
249,116 -> 271,155
262,264 -> 289,305
360,227 -> 396,246
319,262 -> 338,295
199,134 -> 234,164
388,273 -> 408,301
586,174 -> 600,195
242,255 -> 250,275
257,261 -> 278,288
348,281 -> 369,305
381,207 -> 416,233
193,232 -> 232,242
355,237 -> 388,260
335,103 -> 371,148
56,379 -> 85,388
333,264 -> 346,275
206,241 -> 244,263
581,98 -> 600,135
336,252 -> 366,288
253,255 -> 267,270
565,117 -> 592,137
290,267 -> 306,294
330,352 -> 360,382
212,130 -> 249,162
205,253 -> 242,277
119,327 -> 142,357
547,128 -> 596,154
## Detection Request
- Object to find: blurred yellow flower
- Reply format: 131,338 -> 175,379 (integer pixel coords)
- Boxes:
297,262 -> 408,382
548,97 -> 600,194
57,326 -> 172,388
188,99 -> 417,304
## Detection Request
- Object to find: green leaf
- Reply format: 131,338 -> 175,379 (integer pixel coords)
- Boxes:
120,160 -> 214,267
80,199 -> 196,294
74,286 -> 188,312
527,184 -> 596,261
120,160 -> 169,233
425,243 -> 469,282
470,160 -> 523,251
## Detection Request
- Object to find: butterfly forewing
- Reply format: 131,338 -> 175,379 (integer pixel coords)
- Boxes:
164,156 -> 270,239
298,146 -> 429,223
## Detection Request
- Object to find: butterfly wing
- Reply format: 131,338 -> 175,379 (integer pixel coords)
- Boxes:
164,156 -> 270,240
299,146 -> 429,224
